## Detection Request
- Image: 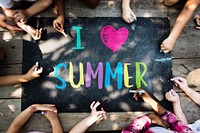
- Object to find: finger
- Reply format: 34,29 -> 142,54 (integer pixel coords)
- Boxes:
163,50 -> 169,53
97,114 -> 104,121
36,67 -> 43,73
54,23 -> 63,31
123,18 -> 129,23
128,18 -> 133,23
90,101 -> 96,110
165,92 -> 170,100
45,106 -> 57,112
101,108 -> 107,119
133,91 -> 138,100
47,104 -> 55,107
174,79 -> 182,86
15,17 -> 21,23
93,101 -> 100,109
39,28 -> 42,33
13,10 -> 20,15
97,111 -> 106,115
5,24 -> 21,31
173,77 -> 185,83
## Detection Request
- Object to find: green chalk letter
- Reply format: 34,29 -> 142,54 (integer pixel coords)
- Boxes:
136,62 -> 148,88
72,26 -> 85,50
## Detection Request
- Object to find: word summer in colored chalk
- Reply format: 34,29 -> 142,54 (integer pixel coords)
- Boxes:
54,61 -> 148,90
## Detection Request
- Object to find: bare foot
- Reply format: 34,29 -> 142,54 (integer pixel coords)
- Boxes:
160,37 -> 176,53
122,7 -> 136,23
163,0 -> 180,6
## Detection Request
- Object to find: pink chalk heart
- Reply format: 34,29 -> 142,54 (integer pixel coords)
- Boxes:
100,25 -> 129,53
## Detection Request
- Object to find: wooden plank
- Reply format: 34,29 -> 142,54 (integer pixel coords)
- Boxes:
0,64 -> 22,99
22,112 -> 151,132
0,99 -> 21,132
0,64 -> 22,75
0,85 -> 22,99
1,94 -> 199,132
0,32 -> 23,64
0,99 -> 152,132
179,93 -> 200,123
172,26 -> 200,58
172,58 -> 200,92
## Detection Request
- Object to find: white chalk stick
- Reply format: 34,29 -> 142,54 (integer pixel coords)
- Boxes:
129,90 -> 145,93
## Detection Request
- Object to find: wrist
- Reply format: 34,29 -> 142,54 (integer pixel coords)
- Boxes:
29,104 -> 37,112
172,101 -> 181,107
49,116 -> 59,124
183,87 -> 192,94
57,15 -> 64,20
122,1 -> 130,9
23,73 -> 33,82
86,115 -> 96,126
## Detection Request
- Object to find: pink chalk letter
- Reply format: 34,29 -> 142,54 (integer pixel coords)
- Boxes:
100,25 -> 129,53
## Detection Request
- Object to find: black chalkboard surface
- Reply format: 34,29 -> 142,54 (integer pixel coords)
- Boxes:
22,17 -> 173,112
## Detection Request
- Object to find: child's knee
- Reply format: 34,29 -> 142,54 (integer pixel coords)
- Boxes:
84,0 -> 100,9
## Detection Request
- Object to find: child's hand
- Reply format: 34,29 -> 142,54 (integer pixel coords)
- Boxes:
160,37 -> 175,53
13,10 -> 30,24
0,14 -> 22,32
88,101 -> 106,125
25,64 -> 43,81
122,7 -> 136,23
31,28 -> 42,40
171,77 -> 190,91
31,104 -> 57,113
165,89 -> 180,104
44,110 -> 59,121
133,88 -> 152,104
53,16 -> 64,33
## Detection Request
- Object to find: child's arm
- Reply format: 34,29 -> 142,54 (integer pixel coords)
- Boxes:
69,101 -> 106,133
13,0 -> 53,23
134,89 -> 166,115
173,77 -> 200,106
122,0 -> 136,23
165,89 -> 188,124
161,0 -> 200,53
6,104 -> 57,133
0,65 -> 43,85
44,111 -> 63,133
53,0 -> 64,33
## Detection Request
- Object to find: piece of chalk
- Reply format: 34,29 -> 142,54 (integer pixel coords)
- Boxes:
170,78 -> 175,81
101,108 -> 107,120
41,111 -> 45,115
34,62 -> 39,71
129,90 -> 145,93
61,31 -> 69,38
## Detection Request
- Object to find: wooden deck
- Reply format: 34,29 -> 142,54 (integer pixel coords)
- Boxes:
0,0 -> 200,132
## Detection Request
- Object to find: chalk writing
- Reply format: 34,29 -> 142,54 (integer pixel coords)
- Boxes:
54,62 -> 148,90
72,26 -> 85,50
100,25 -> 129,53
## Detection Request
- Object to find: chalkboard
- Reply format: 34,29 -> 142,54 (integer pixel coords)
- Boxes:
22,17 -> 173,112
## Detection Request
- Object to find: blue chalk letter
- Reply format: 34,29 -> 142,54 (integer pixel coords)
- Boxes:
54,63 -> 67,89
72,26 -> 85,50
105,62 -> 123,89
